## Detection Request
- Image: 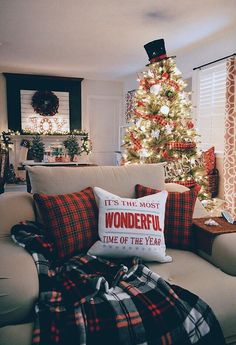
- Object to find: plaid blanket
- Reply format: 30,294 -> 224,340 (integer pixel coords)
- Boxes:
11,221 -> 226,345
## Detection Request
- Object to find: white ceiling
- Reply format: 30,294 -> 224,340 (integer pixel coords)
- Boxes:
0,0 -> 235,81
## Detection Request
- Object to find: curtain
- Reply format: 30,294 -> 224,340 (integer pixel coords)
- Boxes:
223,56 -> 236,219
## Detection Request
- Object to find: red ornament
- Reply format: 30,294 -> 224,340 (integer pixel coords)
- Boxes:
162,72 -> 169,79
187,121 -> 194,129
137,101 -> 145,107
162,150 -> 169,159
168,80 -> 179,91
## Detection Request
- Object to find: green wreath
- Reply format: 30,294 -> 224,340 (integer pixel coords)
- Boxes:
31,90 -> 59,116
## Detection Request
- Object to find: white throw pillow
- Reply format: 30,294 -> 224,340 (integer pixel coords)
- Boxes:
88,187 -> 172,262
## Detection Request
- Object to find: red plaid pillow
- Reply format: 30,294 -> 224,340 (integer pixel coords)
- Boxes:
33,187 -> 98,259
135,184 -> 201,250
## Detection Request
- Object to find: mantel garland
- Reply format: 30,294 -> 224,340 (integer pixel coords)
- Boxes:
31,90 -> 59,116
0,129 -> 92,155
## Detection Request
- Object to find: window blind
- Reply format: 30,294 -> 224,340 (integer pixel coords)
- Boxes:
196,61 -> 226,152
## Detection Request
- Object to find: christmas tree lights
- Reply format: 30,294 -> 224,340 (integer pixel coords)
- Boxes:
122,39 -> 210,203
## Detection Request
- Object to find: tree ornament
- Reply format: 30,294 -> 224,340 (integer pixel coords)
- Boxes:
165,90 -> 174,99
31,90 -> 59,116
151,129 -> 160,138
162,72 -> 169,79
140,148 -> 148,158
165,125 -> 173,135
162,150 -> 169,159
187,121 -> 194,129
160,105 -> 170,115
147,70 -> 154,78
150,84 -> 161,95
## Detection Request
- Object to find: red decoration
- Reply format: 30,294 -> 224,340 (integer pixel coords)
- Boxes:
150,54 -> 167,63
162,150 -> 169,159
166,142 -> 196,150
130,133 -> 142,150
162,72 -> 169,79
203,147 -> 216,174
138,113 -> 168,126
168,80 -> 179,91
187,121 -> 194,129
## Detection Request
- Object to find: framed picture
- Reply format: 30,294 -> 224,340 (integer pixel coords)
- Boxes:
4,73 -> 83,132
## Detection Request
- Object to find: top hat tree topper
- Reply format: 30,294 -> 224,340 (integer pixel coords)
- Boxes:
144,38 -> 175,65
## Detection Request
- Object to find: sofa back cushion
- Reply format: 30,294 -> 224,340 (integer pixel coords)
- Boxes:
27,164 -> 166,197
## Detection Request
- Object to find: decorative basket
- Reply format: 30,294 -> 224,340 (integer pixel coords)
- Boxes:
166,142 -> 196,150
207,168 -> 219,198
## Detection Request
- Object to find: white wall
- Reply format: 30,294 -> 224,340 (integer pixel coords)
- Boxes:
0,75 -> 123,167
176,28 -> 236,79
123,28 -> 236,91
82,79 -> 123,166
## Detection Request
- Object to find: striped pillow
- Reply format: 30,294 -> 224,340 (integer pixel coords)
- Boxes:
33,187 -> 98,259
135,184 -> 201,250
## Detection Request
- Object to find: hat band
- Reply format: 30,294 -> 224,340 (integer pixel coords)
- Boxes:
150,54 -> 167,63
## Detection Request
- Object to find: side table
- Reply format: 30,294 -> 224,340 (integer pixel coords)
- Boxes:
192,217 -> 236,255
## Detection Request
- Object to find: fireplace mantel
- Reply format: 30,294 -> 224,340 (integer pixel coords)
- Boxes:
9,134 -> 91,179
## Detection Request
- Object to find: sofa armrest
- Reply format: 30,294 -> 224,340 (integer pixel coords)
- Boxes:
0,238 -> 39,327
197,233 -> 236,276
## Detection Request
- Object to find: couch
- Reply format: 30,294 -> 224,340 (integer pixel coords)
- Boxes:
0,163 -> 236,345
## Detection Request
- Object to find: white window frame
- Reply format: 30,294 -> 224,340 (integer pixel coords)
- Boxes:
192,60 -> 227,155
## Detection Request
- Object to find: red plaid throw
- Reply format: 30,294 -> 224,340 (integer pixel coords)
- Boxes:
11,221 -> 226,345
135,184 -> 201,249
33,187 -> 98,259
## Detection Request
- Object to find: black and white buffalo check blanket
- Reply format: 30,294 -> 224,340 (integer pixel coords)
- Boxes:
12,221 -> 226,345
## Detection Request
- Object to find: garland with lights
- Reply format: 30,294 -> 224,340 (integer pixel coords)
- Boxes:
1,129 -> 92,156
31,90 -> 59,116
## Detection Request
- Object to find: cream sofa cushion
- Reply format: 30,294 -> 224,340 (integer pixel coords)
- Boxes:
198,233 -> 236,276
0,192 -> 38,327
26,163 -> 166,196
148,248 -> 236,344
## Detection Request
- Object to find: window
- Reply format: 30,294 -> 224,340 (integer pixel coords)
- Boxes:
194,61 -> 226,153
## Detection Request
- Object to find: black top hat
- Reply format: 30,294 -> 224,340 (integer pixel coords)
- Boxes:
144,39 -> 175,64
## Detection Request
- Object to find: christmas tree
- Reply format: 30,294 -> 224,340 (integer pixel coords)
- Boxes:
122,39 -> 209,202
